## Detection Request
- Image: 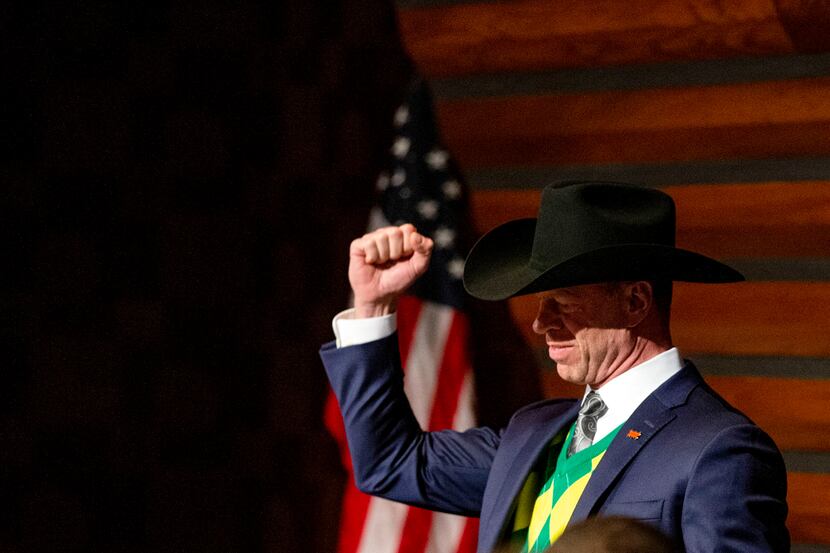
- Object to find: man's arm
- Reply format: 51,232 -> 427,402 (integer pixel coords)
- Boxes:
321,333 -> 499,515
321,224 -> 499,515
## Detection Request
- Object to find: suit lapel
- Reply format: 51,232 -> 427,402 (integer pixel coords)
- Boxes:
568,395 -> 675,523
479,401 -> 580,553
568,363 -> 702,524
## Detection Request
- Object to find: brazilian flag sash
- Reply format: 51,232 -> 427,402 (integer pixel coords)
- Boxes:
510,421 -> 623,552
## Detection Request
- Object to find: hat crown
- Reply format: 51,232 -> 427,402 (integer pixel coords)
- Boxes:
530,182 -> 676,270
462,180 -> 742,301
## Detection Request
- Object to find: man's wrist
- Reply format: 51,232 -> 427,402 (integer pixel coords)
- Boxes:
353,300 -> 397,319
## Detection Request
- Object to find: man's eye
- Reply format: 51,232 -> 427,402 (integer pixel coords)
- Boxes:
559,303 -> 580,313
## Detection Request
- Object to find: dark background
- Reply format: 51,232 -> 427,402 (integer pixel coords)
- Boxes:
2,2 -> 538,551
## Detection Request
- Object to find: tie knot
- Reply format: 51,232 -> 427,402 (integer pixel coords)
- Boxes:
580,391 -> 607,418
567,391 -> 608,457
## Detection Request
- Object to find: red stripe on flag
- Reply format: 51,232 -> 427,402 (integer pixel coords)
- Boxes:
395,296 -> 437,553
428,309 -> 479,552
458,518 -> 480,552
396,295 -> 423,366
325,393 -> 372,553
395,309 -> 478,553
428,311 -> 471,431
336,481 -> 374,553
396,508 -> 434,553
429,309 -> 479,552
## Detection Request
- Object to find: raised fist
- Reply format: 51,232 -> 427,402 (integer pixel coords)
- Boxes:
349,224 -> 434,318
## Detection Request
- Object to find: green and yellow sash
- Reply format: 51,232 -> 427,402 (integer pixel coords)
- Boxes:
510,422 -> 623,552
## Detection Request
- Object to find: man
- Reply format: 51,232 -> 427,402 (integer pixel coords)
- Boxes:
320,181 -> 789,552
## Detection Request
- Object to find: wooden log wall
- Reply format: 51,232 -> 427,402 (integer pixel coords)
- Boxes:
397,0 -> 830,549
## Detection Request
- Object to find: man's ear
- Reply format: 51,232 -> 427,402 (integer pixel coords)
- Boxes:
624,281 -> 653,327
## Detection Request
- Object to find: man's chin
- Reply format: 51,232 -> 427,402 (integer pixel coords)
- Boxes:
555,363 -> 587,386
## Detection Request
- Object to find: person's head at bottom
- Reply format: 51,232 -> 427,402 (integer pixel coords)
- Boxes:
491,516 -> 676,553
548,516 -> 677,553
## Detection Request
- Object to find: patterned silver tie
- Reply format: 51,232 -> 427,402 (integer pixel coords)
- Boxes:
567,391 -> 608,457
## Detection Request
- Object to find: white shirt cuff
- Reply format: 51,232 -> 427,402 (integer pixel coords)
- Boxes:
332,308 -> 397,348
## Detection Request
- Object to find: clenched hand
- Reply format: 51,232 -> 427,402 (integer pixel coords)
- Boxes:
349,224 -> 434,318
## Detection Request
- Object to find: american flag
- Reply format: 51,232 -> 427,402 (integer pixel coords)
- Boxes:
324,76 -> 479,553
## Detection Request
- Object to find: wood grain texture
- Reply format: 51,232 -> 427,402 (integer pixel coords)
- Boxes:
671,282 -> 830,356
508,282 -> 830,357
436,77 -> 830,166
707,376 -> 830,451
788,472 -> 830,543
668,182 -> 830,258
469,182 -> 830,257
399,0 -> 796,77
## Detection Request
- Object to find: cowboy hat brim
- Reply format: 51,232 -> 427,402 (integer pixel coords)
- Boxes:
463,218 -> 745,301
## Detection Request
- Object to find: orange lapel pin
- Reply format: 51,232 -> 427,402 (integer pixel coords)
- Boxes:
626,429 -> 642,440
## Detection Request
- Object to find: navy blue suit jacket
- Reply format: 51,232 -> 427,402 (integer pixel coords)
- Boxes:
321,333 -> 789,553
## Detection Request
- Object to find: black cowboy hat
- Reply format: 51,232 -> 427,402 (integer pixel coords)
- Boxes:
463,181 -> 744,301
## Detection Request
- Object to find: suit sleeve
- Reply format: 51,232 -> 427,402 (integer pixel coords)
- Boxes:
681,424 -> 790,553
320,333 -> 500,516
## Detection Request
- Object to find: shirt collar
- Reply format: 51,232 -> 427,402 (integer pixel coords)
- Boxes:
584,347 -> 683,442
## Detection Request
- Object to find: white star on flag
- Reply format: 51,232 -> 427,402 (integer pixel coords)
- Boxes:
391,136 -> 411,159
417,199 -> 439,220
442,179 -> 462,199
367,206 -> 391,230
447,257 -> 465,279
394,104 -> 409,127
376,172 -> 390,191
433,226 -> 455,249
391,168 -> 406,187
425,148 -> 449,170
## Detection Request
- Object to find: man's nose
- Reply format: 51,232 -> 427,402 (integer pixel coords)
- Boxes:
532,301 -> 562,335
